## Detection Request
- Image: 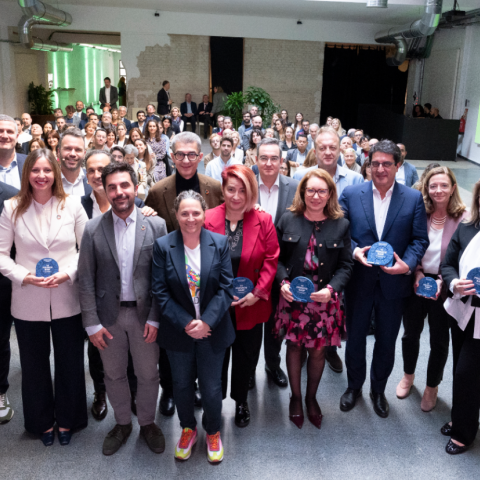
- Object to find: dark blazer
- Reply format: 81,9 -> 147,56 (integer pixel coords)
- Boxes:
0,182 -> 19,289
157,88 -> 171,115
121,117 -> 132,133
130,121 -> 146,133
276,211 -> 353,293
401,161 -> 419,188
441,222 -> 480,307
81,194 -> 145,219
181,102 -> 198,117
286,148 -> 308,166
99,86 -> 119,109
152,228 -> 235,353
16,154 -> 26,182
339,181 -> 429,300
80,169 -> 93,197
256,174 -> 299,226
197,102 -> 213,116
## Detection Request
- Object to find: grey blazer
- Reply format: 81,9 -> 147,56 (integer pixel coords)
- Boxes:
78,207 -> 167,328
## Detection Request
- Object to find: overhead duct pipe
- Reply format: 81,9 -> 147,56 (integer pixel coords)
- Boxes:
367,0 -> 388,8
375,0 -> 443,66
18,0 -> 73,52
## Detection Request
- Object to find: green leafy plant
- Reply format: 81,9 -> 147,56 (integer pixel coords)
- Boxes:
243,86 -> 281,125
27,82 -> 54,115
223,91 -> 245,130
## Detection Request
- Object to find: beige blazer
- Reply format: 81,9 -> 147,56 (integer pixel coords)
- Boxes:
0,195 -> 88,321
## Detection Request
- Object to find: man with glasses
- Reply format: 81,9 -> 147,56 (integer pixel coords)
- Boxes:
118,106 -> 132,133
212,115 -> 225,135
146,132 -> 224,416
395,143 -> 419,188
338,140 -> 429,418
353,129 -> 364,152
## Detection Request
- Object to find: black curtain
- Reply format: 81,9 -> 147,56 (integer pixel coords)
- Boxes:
320,47 -> 408,132
210,37 -> 243,95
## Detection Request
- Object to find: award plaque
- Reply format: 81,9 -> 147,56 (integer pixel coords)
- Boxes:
466,268 -> 480,294
290,276 -> 315,303
367,241 -> 394,266
417,277 -> 438,298
36,258 -> 59,278
233,277 -> 254,299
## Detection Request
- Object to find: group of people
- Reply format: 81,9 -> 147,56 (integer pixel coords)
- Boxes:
0,98 -> 479,465
412,102 -> 443,119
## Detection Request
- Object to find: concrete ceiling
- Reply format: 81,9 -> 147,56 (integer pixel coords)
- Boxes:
8,0 -> 480,26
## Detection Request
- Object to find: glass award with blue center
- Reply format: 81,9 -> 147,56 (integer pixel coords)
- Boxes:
467,268 -> 480,294
36,258 -> 59,278
290,276 -> 315,303
417,277 -> 438,298
233,277 -> 254,299
367,241 -> 394,266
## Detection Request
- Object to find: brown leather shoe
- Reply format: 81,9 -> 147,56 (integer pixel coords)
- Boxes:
140,423 -> 165,454
103,423 -> 132,456
91,392 -> 108,421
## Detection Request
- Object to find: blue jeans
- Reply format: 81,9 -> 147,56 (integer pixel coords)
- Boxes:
167,340 -> 225,435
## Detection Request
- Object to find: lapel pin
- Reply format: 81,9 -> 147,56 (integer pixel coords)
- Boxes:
57,215 -> 61,220
205,190 -> 209,195
141,225 -> 146,231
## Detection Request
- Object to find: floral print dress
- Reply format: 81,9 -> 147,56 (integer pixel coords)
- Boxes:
275,226 -> 344,349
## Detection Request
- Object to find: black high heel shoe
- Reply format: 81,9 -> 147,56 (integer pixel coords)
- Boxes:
58,429 -> 72,446
41,430 -> 55,446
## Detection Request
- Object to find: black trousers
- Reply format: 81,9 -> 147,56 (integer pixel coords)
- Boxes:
0,282 -> 12,395
401,288 -> 450,387
88,341 -> 137,394
181,115 -> 196,133
14,315 -> 88,435
450,315 -> 480,446
159,347 -> 174,394
253,309 -> 282,372
222,309 -> 263,403
198,115 -> 212,138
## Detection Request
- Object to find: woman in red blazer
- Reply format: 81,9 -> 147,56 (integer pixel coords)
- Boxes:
205,165 -> 279,428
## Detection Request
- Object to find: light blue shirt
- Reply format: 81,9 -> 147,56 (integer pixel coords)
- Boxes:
0,155 -> 21,189
186,103 -> 192,114
293,163 -> 364,197
205,156 -> 242,184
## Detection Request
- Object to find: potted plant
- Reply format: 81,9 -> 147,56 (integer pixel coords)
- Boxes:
243,86 -> 281,126
223,91 -> 245,130
27,82 -> 55,126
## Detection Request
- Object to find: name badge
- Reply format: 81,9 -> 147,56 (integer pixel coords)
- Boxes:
290,276 -> 315,303
367,241 -> 394,267
233,277 -> 254,299
36,258 -> 59,278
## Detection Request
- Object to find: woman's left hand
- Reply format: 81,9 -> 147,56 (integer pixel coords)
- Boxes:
140,206 -> 157,217
42,272 -> 70,287
254,204 -> 266,213
232,293 -> 260,308
310,288 -> 331,304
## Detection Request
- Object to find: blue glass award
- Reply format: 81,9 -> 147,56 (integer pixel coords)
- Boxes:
290,276 -> 315,303
36,258 -> 59,278
417,277 -> 438,298
466,268 -> 480,294
367,241 -> 394,266
233,277 -> 254,299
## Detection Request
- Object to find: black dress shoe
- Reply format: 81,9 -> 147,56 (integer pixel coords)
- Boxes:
91,391 -> 108,421
248,373 -> 256,390
370,390 -> 389,418
235,401 -> 250,428
265,365 -> 288,387
58,430 -> 72,446
159,391 -> 175,416
131,391 -> 137,416
325,350 -> 343,373
441,422 -> 453,436
445,439 -> 469,455
194,387 -> 202,408
41,430 -> 55,446
340,388 -> 362,412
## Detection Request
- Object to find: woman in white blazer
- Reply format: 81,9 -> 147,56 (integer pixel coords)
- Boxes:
0,149 -> 88,447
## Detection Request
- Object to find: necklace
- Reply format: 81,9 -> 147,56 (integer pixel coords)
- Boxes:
432,215 -> 446,228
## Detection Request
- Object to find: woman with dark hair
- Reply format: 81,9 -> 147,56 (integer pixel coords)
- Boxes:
440,180 -> 480,455
104,128 -> 117,152
46,131 -> 60,159
412,105 -> 426,118
293,113 -> 304,136
128,127 -> 144,145
281,109 -> 292,128
144,120 -> 170,183
134,138 -> 158,196
360,160 -> 372,181
116,121 -> 128,147
43,122 -> 53,137
162,117 -> 175,140
28,138 -> 46,152
275,168 -> 353,429
357,136 -> 371,166
245,128 -> 264,168
111,108 -> 120,127
0,149 -> 88,446
397,167 -> 467,412
279,157 -> 291,177
280,126 -> 297,152
274,118 -> 286,141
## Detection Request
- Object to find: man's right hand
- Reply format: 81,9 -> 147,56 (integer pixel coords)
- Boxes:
168,100 -> 173,105
354,246 -> 372,267
89,327 -> 113,350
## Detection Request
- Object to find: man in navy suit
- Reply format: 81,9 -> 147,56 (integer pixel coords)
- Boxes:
79,107 -> 96,130
338,140 -> 429,418
130,111 -> 147,134
118,106 -> 132,133
396,143 -> 419,188
180,93 -> 197,133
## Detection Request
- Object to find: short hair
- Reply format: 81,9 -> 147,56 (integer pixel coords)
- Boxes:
217,115 -> 225,121
252,115 -> 262,123
102,112 -> 112,119
0,114 -> 18,134
101,161 -> 137,190
89,113 -> 98,119
344,147 -> 357,156
136,110 -> 146,117
243,112 -> 251,117
86,107 -> 95,113
56,116 -> 66,122
297,134 -> 308,142
104,77 -> 111,82
209,133 -> 221,145
54,108 -> 63,114
369,139 -> 401,165
257,137 -> 282,157
65,105 -> 75,114
424,103 -> 432,110
59,128 -> 84,149
172,131 -> 202,153
221,165 -> 258,212
220,136 -> 234,147
94,128 -> 107,137
302,120 -> 310,125
223,116 -> 232,123
173,190 -> 207,213
317,126 -> 340,143
146,103 -> 156,111
85,149 -> 113,168
310,123 -> 319,130
123,144 -> 138,157
162,80 -> 170,86
289,169 -> 344,219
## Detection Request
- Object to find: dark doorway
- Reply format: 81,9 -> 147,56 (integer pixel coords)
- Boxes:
210,37 -> 243,95
319,46 -> 408,132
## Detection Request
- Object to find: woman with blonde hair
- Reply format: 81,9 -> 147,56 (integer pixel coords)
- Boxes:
83,121 -> 96,149
275,168 -> 353,429
331,118 -> 346,136
171,106 -> 182,133
397,167 -> 467,412
229,131 -> 244,163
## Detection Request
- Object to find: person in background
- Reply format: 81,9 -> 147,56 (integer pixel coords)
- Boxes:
325,116 -> 333,127
432,108 -> 443,119
83,122 -> 96,150
331,118 -> 346,136
46,131 -> 60,159
274,119 -> 286,142
280,126 -> 297,152
170,107 -> 182,134
99,77 -> 118,110
110,146 -> 125,163
73,101 -> 87,124
286,134 -> 309,168
279,157 -> 291,177
197,94 -> 213,139
123,145 -> 147,198
344,148 -> 361,174
230,131 -> 244,164
118,106 -> 131,133
245,129 -> 264,168
56,117 -> 67,134
238,112 -> 252,145
180,93 -> 198,134
211,86 -> 228,121
205,165 -> 279,428
397,166 -> 467,413
203,134 -> 221,168
65,106 -> 80,127
144,121 -> 170,183
413,162 -> 441,191
276,168 -> 353,429
396,144 -> 419,188
0,148 -> 88,446
131,111 -> 147,134
281,110 -> 292,127
118,77 -> 127,107
101,112 -> 114,133
157,80 -> 172,116
355,136 -> 371,167
21,124 -> 43,154
116,122 -> 128,148
265,128 -> 275,139
43,122 -> 53,138
293,113 -> 304,136
162,117 -> 175,141
360,160 -> 372,182
296,120 -> 310,141
134,138 -> 156,197
27,138 -> 45,153
270,113 -> 280,130
105,128 -> 117,152
423,103 -> 432,118
111,109 -> 120,127
205,137 -> 240,183
152,190 -> 234,463
145,104 -> 161,124
79,107 -> 95,131
338,136 -> 354,166
92,129 -> 108,151
412,105 -> 425,118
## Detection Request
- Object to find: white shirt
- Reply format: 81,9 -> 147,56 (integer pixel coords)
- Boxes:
0,154 -> 21,189
17,131 -> 32,145
296,150 -> 306,166
372,182 -> 395,240
105,87 -> 111,104
90,191 -> 110,219
205,156 -> 241,183
61,169 -> 86,196
396,164 -> 406,185
259,174 -> 280,220
422,225 -> 443,274
184,244 -> 201,319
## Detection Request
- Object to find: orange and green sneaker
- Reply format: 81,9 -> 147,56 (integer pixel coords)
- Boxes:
206,431 -> 224,463
174,427 -> 197,460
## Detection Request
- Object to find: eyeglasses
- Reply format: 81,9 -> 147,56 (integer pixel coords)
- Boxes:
173,152 -> 200,162
305,188 -> 329,197
371,161 -> 394,169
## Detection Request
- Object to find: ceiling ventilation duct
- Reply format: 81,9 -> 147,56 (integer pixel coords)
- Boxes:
375,0 -> 443,65
18,0 -> 73,52
367,0 -> 388,8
